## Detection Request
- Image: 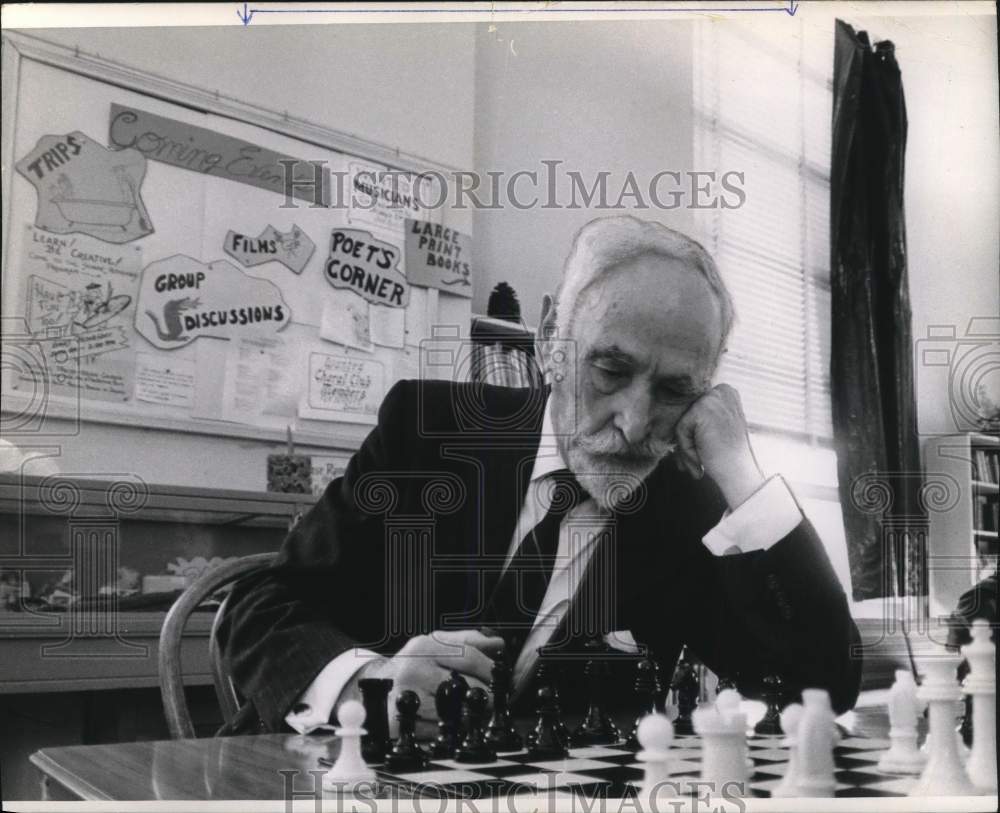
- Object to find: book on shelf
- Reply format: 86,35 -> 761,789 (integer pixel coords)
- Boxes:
973,448 -> 1000,484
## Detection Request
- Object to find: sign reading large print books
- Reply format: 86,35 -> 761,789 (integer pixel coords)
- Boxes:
404,218 -> 472,297
109,105 -> 329,206
135,255 -> 290,350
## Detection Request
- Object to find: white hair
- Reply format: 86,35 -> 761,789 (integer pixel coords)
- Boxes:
553,216 -> 735,350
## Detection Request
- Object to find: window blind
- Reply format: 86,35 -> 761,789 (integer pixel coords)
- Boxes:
693,18 -> 834,443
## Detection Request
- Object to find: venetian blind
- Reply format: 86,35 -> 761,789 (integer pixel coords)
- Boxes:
693,18 -> 834,442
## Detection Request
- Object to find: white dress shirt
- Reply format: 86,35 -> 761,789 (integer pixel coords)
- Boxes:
285,397 -> 803,733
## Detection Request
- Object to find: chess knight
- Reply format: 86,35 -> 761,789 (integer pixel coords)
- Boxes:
218,216 -> 863,735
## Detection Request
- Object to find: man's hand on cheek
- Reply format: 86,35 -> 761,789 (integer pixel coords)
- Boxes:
672,383 -> 765,509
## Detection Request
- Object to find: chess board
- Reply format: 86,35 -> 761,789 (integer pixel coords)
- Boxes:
355,734 -> 917,799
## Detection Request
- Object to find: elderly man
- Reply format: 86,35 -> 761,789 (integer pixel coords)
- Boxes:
219,216 -> 861,736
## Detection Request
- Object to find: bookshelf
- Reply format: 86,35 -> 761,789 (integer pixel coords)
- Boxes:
469,315 -> 542,389
925,432 -> 1000,618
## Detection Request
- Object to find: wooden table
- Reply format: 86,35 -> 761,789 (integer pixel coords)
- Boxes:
30,703 -> 898,802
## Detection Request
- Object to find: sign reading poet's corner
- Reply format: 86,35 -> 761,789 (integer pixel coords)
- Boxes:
404,218 -> 472,297
108,105 -> 329,206
324,228 -> 409,308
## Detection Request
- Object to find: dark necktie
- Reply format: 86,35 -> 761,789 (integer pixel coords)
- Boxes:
482,469 -> 586,658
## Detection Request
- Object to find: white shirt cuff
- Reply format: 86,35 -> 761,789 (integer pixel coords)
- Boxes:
702,475 -> 802,557
283,648 -> 380,734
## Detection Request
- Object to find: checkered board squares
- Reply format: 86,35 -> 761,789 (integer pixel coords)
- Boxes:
366,734 -> 912,799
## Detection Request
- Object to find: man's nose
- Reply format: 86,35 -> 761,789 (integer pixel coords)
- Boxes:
614,387 -> 654,445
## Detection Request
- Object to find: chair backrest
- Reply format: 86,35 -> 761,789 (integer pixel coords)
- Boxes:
159,552 -> 276,739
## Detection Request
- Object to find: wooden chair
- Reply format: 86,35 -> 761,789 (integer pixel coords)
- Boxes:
159,552 -> 276,739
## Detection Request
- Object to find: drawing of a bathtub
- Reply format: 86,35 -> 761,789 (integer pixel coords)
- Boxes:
51,197 -> 137,230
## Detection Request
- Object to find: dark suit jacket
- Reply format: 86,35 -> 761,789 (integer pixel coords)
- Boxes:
218,380 -> 862,734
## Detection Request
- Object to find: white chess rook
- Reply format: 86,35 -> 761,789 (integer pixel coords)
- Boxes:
909,654 -> 975,797
961,619 -> 997,793
770,702 -> 803,797
636,713 -> 679,809
877,669 -> 927,774
693,701 -> 747,799
322,699 -> 378,792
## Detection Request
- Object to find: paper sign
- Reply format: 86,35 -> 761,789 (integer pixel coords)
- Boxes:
347,160 -> 433,232
323,229 -> 409,308
44,354 -> 134,403
370,304 -> 406,348
15,132 -> 153,243
300,353 -> 384,424
404,219 -> 473,297
109,105 -> 329,206
135,255 -> 290,350
310,455 -> 351,496
135,354 -> 195,408
319,295 -> 373,352
221,335 -> 294,423
223,225 -> 316,274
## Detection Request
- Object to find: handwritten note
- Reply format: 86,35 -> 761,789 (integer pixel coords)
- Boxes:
319,294 -> 372,352
370,304 -> 405,348
299,352 -> 384,424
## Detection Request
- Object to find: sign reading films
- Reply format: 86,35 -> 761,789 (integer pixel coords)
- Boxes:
135,255 -> 290,350
323,229 -> 409,308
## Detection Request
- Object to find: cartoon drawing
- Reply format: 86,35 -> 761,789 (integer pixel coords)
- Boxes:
72,282 -> 132,331
15,131 -> 154,243
145,297 -> 200,342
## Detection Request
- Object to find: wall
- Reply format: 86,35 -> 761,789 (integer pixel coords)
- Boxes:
850,14 -> 1000,439
4,25 -> 477,490
471,20 -> 695,324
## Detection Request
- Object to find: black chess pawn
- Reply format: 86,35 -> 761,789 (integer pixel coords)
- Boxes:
432,671 -> 468,758
485,657 -> 523,752
526,686 -> 570,760
753,674 -> 786,736
454,687 -> 497,763
384,690 -> 429,772
534,657 -> 570,747
357,677 -> 394,763
627,658 -> 659,746
572,646 -> 621,746
670,647 -> 700,736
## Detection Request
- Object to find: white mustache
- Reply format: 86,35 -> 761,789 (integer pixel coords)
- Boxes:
575,430 -> 676,463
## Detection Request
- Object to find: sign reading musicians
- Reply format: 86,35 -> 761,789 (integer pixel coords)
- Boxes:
404,218 -> 472,297
323,229 -> 409,308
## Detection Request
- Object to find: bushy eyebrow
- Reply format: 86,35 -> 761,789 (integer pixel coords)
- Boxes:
586,345 -> 636,366
587,344 -> 701,393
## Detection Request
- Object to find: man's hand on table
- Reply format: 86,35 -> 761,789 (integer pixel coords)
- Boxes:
345,629 -> 504,737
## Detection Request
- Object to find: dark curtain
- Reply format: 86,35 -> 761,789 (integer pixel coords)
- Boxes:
830,20 -> 923,602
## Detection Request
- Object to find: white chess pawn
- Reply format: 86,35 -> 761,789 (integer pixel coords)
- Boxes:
770,702 -> 803,797
694,703 -> 747,799
795,689 -> 837,797
877,669 -> 927,774
909,654 -> 975,797
322,699 -> 377,792
636,713 -> 678,807
961,619 -> 997,793
714,687 -> 754,771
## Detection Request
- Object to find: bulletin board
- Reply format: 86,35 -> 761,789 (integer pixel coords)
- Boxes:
0,33 -> 472,449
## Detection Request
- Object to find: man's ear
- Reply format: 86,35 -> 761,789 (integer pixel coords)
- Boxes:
535,294 -> 558,369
